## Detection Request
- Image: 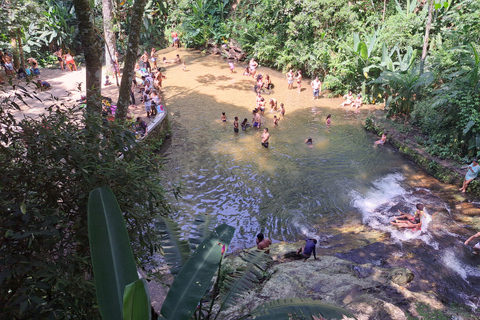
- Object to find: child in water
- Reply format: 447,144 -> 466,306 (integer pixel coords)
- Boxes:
273,115 -> 279,126
390,203 -> 424,231
221,112 -> 227,122
305,137 -> 313,145
241,118 -> 250,131
228,60 -> 235,73
234,116 -> 239,133
182,62 -> 186,71
326,114 -> 331,125
280,103 -> 285,116
374,133 -> 387,146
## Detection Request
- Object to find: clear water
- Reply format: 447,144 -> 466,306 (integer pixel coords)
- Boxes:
159,48 -> 480,310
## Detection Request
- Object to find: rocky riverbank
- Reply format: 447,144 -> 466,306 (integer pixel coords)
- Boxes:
365,112 -> 480,197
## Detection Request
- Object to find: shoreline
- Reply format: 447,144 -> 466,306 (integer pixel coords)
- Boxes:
365,112 -> 480,197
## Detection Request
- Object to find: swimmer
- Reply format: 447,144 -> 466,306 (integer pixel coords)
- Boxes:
464,231 -> 480,255
255,110 -> 262,128
326,114 -> 331,126
221,112 -> 227,122
280,103 -> 285,116
269,98 -> 277,111
305,137 -> 313,145
258,98 -> 266,114
296,239 -> 318,262
273,115 -> 279,126
234,116 -> 239,133
374,133 -> 387,146
256,92 -> 262,109
261,128 -> 269,148
256,233 -> 272,254
390,204 -> 424,231
241,118 -> 250,131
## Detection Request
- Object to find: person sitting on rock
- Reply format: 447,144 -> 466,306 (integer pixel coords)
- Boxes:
256,233 -> 272,254
464,231 -> 480,255
296,238 -> 318,262
390,203 -> 424,231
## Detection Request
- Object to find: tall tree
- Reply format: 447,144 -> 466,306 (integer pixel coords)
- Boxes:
102,0 -> 116,80
420,0 -> 434,75
116,0 -> 148,120
73,0 -> 103,114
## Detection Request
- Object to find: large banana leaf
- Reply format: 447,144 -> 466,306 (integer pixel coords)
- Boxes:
242,298 -> 356,320
155,217 -> 191,274
88,187 -> 139,320
189,213 -> 217,250
160,224 -> 235,320
216,250 -> 272,318
123,279 -> 151,320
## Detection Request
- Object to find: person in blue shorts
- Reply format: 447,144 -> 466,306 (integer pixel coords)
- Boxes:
296,238 -> 318,262
374,133 -> 387,146
460,158 -> 480,193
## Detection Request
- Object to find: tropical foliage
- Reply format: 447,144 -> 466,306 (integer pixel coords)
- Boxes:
88,187 -> 356,320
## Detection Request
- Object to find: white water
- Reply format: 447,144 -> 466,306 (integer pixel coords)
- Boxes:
351,173 -> 438,248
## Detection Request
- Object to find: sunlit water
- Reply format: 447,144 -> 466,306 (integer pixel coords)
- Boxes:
158,48 -> 480,310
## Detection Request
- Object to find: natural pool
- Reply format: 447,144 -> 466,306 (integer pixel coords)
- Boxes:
158,48 -> 480,311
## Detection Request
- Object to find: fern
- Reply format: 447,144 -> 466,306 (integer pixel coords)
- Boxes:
215,250 -> 272,319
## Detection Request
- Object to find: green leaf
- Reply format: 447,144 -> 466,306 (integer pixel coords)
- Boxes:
160,224 -> 235,320
155,216 -> 191,275
359,42 -> 368,61
463,120 -> 475,135
88,187 -> 139,320
189,213 -> 217,250
243,298 -> 356,320
123,279 -> 151,320
217,250 -> 272,317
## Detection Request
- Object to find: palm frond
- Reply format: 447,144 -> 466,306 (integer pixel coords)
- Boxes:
155,217 -> 191,274
241,298 -> 356,320
216,250 -> 272,317
189,213 -> 216,251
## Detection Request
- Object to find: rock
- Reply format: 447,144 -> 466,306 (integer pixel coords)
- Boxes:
353,265 -> 374,278
389,268 -> 414,286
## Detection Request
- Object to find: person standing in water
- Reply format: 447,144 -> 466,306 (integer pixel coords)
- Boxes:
286,69 -> 294,90
249,58 -> 258,79
273,115 -> 279,126
256,233 -> 272,254
221,112 -> 227,122
296,238 -> 318,262
464,231 -> 480,254
261,128 -> 269,148
326,114 -> 331,126
280,103 -> 285,117
296,70 -> 302,92
234,116 -> 239,133
390,203 -> 424,231
459,158 -> 480,193
241,118 -> 250,131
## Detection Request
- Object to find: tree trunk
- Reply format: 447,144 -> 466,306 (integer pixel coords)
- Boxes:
420,0 -> 434,75
116,0 -> 148,121
102,0 -> 116,77
16,29 -> 25,70
10,37 -> 20,70
382,0 -> 387,22
73,0 -> 103,115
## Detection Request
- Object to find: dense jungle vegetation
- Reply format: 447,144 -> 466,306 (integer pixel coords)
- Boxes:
1,0 -> 480,318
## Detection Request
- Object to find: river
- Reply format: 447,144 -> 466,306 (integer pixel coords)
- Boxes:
157,48 -> 480,312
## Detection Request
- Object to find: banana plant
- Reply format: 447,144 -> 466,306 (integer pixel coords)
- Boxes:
89,188 -> 356,320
